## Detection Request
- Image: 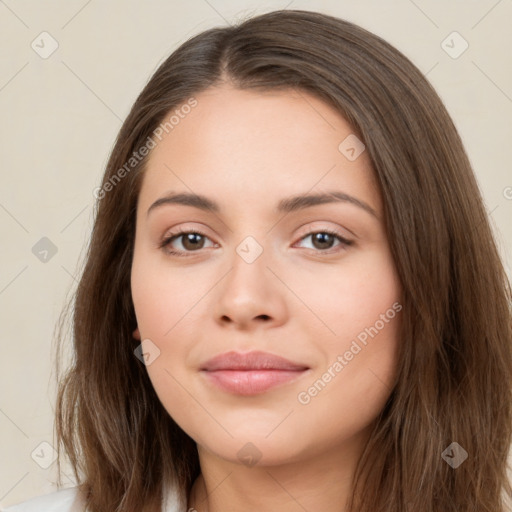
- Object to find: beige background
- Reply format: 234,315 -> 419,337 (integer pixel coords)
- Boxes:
1,0 -> 511,508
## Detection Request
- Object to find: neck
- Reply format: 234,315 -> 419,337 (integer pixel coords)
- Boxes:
188,427 -> 371,512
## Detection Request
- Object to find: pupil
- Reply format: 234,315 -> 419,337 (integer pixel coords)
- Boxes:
184,233 -> 203,250
314,233 -> 333,249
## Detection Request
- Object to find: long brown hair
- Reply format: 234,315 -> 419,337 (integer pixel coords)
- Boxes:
55,9 -> 512,511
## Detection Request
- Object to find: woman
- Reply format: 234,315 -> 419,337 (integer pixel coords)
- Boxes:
7,8 -> 512,512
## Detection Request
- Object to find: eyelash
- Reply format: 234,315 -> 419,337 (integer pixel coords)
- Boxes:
158,227 -> 353,257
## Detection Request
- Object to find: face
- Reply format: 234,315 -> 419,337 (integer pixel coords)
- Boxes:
131,84 -> 402,467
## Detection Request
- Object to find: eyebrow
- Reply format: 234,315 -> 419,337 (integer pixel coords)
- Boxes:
146,190 -> 378,218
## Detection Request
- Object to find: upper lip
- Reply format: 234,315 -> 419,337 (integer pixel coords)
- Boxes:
200,351 -> 309,371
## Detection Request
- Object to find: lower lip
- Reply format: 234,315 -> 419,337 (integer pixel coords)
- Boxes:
202,369 -> 308,395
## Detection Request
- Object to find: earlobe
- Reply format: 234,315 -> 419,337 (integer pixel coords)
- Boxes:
133,327 -> 141,340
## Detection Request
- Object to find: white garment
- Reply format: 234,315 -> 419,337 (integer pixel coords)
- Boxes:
3,484 -> 182,512
3,488 -> 79,512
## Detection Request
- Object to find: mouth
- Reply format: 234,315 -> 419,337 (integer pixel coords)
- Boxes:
200,351 -> 310,395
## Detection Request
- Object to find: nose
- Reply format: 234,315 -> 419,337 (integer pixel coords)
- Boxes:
213,245 -> 288,331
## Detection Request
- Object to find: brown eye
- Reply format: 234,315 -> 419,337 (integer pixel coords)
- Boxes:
295,229 -> 353,254
179,233 -> 206,251
159,229 -> 214,256
311,232 -> 336,250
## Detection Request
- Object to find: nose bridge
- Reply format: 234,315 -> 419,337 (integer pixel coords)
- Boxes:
226,232 -> 271,292
235,233 -> 267,266
225,209 -> 274,268
213,229 -> 285,327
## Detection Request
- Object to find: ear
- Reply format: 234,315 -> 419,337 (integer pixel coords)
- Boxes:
133,327 -> 141,340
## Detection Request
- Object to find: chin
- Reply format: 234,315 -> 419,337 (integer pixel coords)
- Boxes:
196,435 -> 310,468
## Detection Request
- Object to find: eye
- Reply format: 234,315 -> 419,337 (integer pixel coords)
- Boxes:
159,227 -> 215,256
159,228 -> 353,257
293,229 -> 353,254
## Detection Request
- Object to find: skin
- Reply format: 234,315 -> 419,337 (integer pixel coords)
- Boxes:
131,83 -> 402,512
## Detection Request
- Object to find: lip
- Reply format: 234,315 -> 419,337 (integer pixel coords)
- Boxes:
200,351 -> 310,395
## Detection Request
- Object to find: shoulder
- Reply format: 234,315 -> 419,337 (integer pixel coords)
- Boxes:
3,487 -> 81,512
3,484 -> 183,512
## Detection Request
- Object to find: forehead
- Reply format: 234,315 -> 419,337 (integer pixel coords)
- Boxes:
139,84 -> 381,216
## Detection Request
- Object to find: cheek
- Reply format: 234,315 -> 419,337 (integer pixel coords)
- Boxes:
288,247 -> 402,350
131,252 -> 215,441
146,360 -> 203,439
291,310 -> 400,452
131,249 -> 208,338
289,249 -> 401,433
